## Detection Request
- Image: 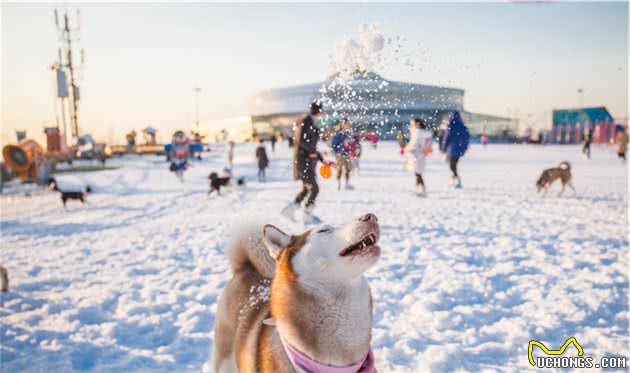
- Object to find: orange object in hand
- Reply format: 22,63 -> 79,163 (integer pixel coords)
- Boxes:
319,163 -> 332,179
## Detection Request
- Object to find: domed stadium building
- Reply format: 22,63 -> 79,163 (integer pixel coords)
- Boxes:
249,72 -> 517,140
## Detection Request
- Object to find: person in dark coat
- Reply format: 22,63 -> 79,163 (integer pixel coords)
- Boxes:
282,101 -> 325,224
582,126 -> 593,159
287,133 -> 294,148
270,134 -> 277,152
616,127 -> 628,161
255,139 -> 269,182
440,112 -> 470,188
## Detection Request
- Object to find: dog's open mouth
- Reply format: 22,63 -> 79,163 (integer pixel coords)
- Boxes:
339,233 -> 379,257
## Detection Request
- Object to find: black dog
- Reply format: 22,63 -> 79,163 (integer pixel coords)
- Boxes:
47,177 -> 92,207
208,172 -> 246,195
208,172 -> 232,195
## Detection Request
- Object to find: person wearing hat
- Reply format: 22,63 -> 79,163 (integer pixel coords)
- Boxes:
282,101 -> 325,224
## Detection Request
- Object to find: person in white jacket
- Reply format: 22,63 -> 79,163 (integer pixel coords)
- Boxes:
405,118 -> 433,196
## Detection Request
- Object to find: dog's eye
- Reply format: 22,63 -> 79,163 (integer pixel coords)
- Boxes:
317,227 -> 333,234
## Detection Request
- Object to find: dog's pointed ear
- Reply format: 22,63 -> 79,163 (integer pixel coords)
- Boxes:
262,224 -> 290,259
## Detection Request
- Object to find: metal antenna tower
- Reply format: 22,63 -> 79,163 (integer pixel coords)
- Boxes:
53,7 -> 84,140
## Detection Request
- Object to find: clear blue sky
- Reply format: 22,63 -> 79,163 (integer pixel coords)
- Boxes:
2,2 -> 627,144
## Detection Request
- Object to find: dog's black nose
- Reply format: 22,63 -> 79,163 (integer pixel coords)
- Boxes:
360,213 -> 377,222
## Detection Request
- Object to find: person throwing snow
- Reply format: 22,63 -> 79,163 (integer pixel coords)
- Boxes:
282,101 -> 326,224
405,118 -> 433,196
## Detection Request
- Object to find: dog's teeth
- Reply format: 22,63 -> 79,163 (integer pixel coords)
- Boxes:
364,234 -> 375,246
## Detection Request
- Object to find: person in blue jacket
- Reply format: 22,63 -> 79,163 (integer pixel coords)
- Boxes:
440,112 -> 470,188
331,118 -> 356,191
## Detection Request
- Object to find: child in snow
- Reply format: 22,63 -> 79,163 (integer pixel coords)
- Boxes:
331,118 -> 356,190
169,130 -> 190,182
368,132 -> 378,149
397,130 -> 406,155
405,118 -> 433,196
256,139 -> 269,182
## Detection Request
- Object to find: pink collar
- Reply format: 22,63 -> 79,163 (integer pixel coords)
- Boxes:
280,337 -> 376,373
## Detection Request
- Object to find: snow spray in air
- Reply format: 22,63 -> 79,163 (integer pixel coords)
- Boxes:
328,23 -> 386,81
318,23 -> 424,138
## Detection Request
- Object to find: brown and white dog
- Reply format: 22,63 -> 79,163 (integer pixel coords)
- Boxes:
536,161 -> 575,197
214,214 -> 381,373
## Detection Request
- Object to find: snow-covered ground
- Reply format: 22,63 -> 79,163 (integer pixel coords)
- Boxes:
1,142 -> 627,372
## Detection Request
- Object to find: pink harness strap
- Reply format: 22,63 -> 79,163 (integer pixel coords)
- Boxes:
280,337 -> 376,373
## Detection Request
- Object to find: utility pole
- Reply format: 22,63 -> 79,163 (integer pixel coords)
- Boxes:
54,8 -> 84,141
194,87 -> 202,132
